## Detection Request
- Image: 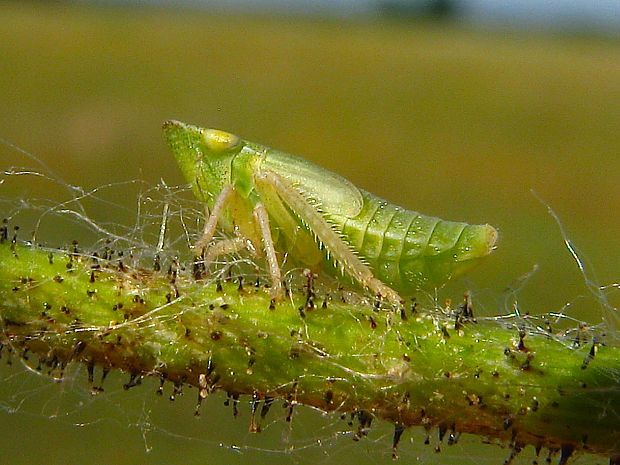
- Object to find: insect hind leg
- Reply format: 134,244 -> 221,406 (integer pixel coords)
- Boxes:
257,171 -> 403,307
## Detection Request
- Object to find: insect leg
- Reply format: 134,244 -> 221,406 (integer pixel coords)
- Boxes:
193,184 -> 235,255
203,237 -> 249,263
257,171 -> 403,306
252,174 -> 323,268
252,202 -> 284,300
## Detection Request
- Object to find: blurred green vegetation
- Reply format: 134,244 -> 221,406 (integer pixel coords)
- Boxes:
0,2 -> 618,464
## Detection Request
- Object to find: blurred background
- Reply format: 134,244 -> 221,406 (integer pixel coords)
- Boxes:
0,1 -> 618,464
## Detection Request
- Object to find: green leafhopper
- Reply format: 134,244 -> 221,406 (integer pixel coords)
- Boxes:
163,120 -> 498,305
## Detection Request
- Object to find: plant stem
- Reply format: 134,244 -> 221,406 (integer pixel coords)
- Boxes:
0,240 -> 617,462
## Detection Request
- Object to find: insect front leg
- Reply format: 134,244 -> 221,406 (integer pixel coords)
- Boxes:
192,185 -> 256,268
257,171 -> 403,307
193,184 -> 235,255
192,184 -> 284,301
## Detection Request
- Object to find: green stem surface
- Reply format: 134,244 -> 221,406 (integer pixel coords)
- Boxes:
0,241 -> 618,461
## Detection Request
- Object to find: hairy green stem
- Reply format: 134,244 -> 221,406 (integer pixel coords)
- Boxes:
0,240 -> 618,462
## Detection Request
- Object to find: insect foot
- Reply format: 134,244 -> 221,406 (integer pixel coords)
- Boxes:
368,277 -> 403,307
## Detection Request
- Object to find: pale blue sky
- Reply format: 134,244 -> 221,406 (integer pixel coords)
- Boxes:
79,0 -> 620,30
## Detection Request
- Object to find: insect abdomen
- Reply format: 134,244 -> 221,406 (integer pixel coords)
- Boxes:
338,191 -> 497,292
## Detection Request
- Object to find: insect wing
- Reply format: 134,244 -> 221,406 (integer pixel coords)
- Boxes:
262,150 -> 363,219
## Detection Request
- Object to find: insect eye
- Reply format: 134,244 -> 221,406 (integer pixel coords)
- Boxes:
201,129 -> 241,152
